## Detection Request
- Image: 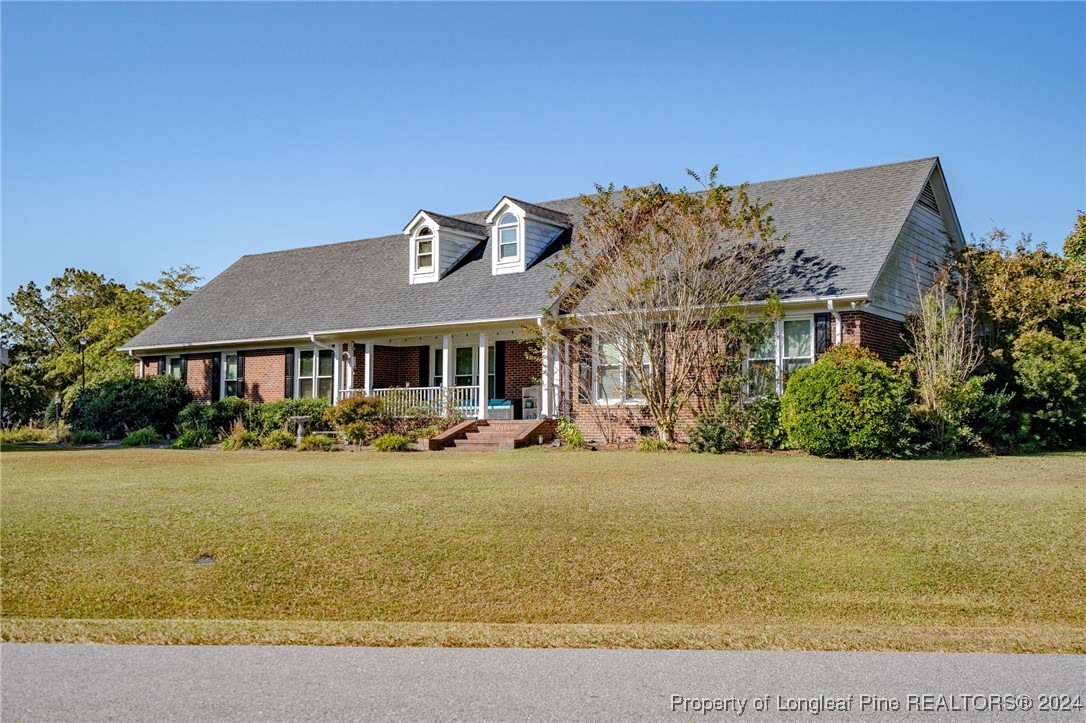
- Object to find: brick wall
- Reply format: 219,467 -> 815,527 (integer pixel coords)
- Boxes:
184,353 -> 217,404
833,310 -> 906,363
503,340 -> 540,399
242,348 -> 287,403
137,357 -> 160,377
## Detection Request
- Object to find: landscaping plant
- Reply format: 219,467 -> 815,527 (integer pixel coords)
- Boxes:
170,428 -> 216,449
555,418 -> 586,449
119,427 -> 163,448
68,429 -> 103,445
220,420 -> 259,451
67,376 -> 192,438
296,434 -> 336,452
371,433 -> 413,452
781,345 -> 914,459
259,429 -> 297,450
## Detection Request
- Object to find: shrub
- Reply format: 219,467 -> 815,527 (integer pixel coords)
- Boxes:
252,398 -> 330,436
220,420 -> 259,451
340,421 -> 371,446
323,396 -> 385,428
171,428 -> 216,449
67,376 -> 192,438
260,429 -> 297,450
911,374 -> 1020,454
209,397 -> 252,433
781,345 -> 915,459
297,434 -> 336,452
120,427 -> 163,448
556,418 -> 586,449
0,425 -> 57,444
689,397 -> 744,454
745,394 -> 787,450
372,433 -> 414,452
175,402 -> 213,433
637,438 -> 671,452
69,429 -> 103,445
1012,331 -> 1086,448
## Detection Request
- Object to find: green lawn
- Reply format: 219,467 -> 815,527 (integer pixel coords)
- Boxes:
2,447 -> 1083,652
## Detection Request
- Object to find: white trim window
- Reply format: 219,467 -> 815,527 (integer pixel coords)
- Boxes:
594,334 -> 648,404
496,213 -> 520,261
297,348 -> 334,402
223,352 -> 240,398
415,227 -> 435,271
166,356 -> 183,380
745,317 -> 815,397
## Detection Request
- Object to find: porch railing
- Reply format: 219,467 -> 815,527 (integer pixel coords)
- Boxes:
338,386 -> 480,418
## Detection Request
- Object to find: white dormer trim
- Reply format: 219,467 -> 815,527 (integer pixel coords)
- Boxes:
403,210 -> 487,285
486,197 -> 567,276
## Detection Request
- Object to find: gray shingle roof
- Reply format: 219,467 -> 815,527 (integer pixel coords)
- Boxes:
415,211 -> 488,236
121,157 -> 939,350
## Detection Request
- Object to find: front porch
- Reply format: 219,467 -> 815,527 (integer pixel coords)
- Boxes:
318,327 -> 564,421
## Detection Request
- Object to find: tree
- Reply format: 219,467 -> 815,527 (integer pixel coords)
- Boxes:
1064,211 -> 1086,262
545,168 -> 781,442
0,266 -> 201,425
904,261 -> 985,450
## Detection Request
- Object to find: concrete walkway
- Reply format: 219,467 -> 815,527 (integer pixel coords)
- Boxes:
2,644 -> 1083,722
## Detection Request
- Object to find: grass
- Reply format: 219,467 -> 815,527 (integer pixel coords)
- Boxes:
2,447 -> 1083,652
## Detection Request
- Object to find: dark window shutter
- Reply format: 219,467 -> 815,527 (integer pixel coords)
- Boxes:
236,352 -> 246,399
180,355 -> 188,384
493,341 -> 506,399
417,345 -> 429,388
157,356 -> 166,375
284,348 -> 294,398
814,313 -> 831,356
211,354 -> 222,403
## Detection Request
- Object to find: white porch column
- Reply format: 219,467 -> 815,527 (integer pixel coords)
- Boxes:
363,342 -> 374,394
562,338 -> 571,406
477,332 -> 489,420
540,342 -> 553,417
332,343 -> 342,403
345,342 -> 355,391
441,334 -> 453,418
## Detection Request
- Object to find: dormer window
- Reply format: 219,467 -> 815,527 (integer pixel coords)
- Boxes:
497,213 -> 519,260
415,227 -> 434,271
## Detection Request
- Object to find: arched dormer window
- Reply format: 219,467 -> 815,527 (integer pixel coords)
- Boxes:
415,227 -> 434,271
497,213 -> 519,261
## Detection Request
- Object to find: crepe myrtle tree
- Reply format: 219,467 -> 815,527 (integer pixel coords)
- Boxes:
540,168 -> 781,443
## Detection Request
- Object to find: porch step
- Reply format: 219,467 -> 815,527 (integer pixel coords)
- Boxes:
447,439 -> 516,451
429,418 -> 558,452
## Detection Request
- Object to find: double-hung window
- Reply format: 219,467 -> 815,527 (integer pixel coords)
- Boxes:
454,347 -> 474,387
594,334 -> 649,404
497,213 -> 519,261
166,356 -> 183,380
415,228 -> 434,271
432,348 -> 444,387
298,348 -> 334,402
745,317 -> 815,397
224,353 -> 240,397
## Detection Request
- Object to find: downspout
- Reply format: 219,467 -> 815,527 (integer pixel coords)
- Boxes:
827,299 -> 843,346
129,350 -> 143,379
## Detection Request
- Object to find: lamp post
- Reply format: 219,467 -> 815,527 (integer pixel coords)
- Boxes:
78,336 -> 88,394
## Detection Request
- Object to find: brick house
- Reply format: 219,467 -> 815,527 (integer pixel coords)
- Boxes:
121,157 -> 964,441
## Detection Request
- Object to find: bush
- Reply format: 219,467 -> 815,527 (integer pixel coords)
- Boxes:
251,398 -> 330,436
912,374 -> 1020,454
0,425 -> 57,444
171,428 -> 216,449
689,397 -> 744,454
220,420 -> 259,451
745,394 -> 787,450
556,418 -> 586,449
209,397 -> 252,434
297,434 -> 336,452
69,429 -> 103,445
120,427 -> 163,448
372,433 -> 414,452
637,438 -> 671,452
323,396 -> 385,428
341,421 -> 371,445
781,345 -> 914,459
260,429 -> 297,450
1013,331 -> 1086,448
175,402 -> 213,433
67,376 -> 192,438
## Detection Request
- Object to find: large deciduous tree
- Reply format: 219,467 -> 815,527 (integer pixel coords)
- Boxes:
546,169 -> 781,442
1,266 -> 200,426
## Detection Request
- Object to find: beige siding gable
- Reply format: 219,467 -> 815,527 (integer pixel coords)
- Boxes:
870,201 -> 952,316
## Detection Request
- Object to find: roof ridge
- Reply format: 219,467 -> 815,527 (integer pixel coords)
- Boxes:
741,157 -> 938,187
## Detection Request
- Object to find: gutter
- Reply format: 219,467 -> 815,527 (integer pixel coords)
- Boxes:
826,299 -> 844,345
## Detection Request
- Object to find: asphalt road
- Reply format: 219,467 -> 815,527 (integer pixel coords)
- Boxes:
2,644 -> 1083,722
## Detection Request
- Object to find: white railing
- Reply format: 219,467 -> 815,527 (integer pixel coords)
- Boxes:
337,386 -> 480,418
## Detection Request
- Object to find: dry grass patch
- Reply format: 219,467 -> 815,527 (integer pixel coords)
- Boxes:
2,448 -> 1083,651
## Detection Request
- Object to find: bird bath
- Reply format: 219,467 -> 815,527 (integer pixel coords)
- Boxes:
288,415 -> 311,445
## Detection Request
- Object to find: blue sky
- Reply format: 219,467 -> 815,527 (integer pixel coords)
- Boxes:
3,2 -> 1083,308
